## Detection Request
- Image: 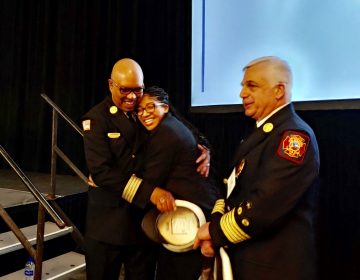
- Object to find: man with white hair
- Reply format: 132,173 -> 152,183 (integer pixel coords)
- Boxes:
194,56 -> 320,280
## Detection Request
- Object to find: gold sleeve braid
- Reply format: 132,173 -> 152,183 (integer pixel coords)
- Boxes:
122,174 -> 142,203
211,199 -> 225,215
220,208 -> 251,243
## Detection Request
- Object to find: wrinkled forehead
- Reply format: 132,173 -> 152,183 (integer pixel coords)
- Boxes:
242,64 -> 270,85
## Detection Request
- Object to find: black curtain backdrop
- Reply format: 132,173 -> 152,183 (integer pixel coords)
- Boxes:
0,1 -> 359,279
0,0 -> 191,171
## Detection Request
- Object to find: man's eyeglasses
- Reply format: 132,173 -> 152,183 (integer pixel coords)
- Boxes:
110,79 -> 144,96
137,103 -> 162,116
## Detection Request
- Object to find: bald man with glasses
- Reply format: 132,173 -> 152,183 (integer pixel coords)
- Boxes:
82,58 -> 210,280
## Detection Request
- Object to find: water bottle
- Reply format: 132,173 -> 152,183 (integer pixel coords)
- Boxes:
24,257 -> 35,280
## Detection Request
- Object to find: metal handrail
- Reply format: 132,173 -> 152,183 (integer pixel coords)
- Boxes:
0,145 -> 65,228
0,94 -> 87,279
41,93 -> 88,196
0,145 -> 66,279
53,146 -> 88,184
41,93 -> 86,249
0,204 -> 37,258
41,93 -> 84,137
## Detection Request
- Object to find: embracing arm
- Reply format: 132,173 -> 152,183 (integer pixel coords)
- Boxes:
120,124 -> 180,210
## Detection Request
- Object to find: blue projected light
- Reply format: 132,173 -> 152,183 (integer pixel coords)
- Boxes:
191,0 -> 360,107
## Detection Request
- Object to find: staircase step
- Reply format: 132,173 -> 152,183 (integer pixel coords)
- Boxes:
0,251 -> 85,279
0,221 -> 73,255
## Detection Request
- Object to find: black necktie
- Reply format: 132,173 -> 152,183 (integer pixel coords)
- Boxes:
126,112 -> 136,123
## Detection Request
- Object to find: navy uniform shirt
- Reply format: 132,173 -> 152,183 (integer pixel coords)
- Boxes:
82,96 -> 148,245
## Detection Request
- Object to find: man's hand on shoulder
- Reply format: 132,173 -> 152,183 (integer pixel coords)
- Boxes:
196,144 -> 211,177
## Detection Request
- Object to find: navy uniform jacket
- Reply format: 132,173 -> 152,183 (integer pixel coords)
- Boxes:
209,104 -> 320,280
82,96 -> 148,245
121,113 -> 219,216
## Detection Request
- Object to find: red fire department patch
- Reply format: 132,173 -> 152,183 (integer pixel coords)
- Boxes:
277,130 -> 310,164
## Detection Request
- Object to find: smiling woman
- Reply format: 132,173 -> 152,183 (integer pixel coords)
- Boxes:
137,96 -> 169,131
132,86 -> 220,280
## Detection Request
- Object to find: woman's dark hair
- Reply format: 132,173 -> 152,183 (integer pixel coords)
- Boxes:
143,86 -> 170,105
143,86 -> 211,149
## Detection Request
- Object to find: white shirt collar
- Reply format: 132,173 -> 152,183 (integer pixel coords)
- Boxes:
256,103 -> 290,128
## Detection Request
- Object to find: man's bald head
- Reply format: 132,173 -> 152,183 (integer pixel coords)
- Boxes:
108,58 -> 144,112
111,58 -> 144,86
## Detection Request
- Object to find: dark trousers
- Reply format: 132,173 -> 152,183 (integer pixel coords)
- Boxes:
155,247 -> 203,280
85,236 -> 156,280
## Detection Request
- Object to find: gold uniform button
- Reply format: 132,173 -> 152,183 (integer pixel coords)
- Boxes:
223,178 -> 228,184
109,106 -> 118,114
242,218 -> 250,227
237,207 -> 243,215
263,122 -> 274,133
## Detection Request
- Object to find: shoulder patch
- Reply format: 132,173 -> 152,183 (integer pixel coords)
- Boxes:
82,119 -> 91,131
277,130 -> 310,164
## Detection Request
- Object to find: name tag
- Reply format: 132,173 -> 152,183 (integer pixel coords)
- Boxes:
107,132 -> 121,139
226,168 -> 236,198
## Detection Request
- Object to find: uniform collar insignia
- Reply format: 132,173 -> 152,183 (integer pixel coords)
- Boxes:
109,106 -> 118,114
262,122 -> 274,133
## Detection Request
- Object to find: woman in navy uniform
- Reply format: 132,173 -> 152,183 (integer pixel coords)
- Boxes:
120,86 -> 219,280
195,56 -> 320,280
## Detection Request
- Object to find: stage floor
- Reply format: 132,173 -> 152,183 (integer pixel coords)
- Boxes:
0,169 -> 88,208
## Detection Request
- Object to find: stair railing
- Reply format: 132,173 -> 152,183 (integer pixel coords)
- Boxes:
0,145 -> 66,280
40,93 -> 87,197
0,93 -> 89,279
40,93 -> 86,250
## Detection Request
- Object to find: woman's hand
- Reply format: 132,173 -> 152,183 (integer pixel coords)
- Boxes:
150,187 -> 177,212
